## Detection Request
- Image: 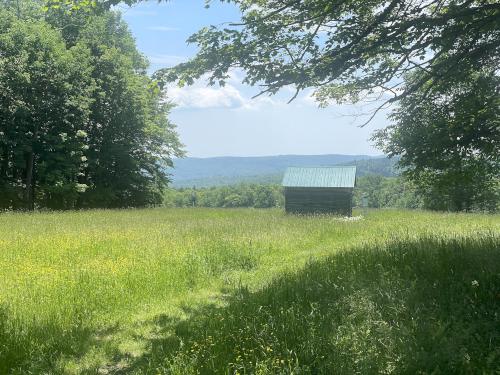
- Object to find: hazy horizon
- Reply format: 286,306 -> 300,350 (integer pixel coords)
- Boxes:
173,152 -> 386,160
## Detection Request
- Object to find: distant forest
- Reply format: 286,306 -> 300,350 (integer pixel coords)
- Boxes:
166,155 -> 418,211
167,154 -> 498,211
171,155 -> 398,188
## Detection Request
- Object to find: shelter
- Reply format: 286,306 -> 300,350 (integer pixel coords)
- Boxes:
282,166 -> 356,215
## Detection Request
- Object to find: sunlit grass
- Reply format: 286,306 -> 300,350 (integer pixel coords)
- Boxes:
0,208 -> 498,373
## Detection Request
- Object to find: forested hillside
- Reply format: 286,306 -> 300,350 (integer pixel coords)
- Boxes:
171,155 -> 397,187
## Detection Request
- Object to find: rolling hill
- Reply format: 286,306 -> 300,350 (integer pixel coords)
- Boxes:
170,154 -> 399,188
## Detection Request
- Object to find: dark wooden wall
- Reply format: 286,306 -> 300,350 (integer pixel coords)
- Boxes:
284,187 -> 353,216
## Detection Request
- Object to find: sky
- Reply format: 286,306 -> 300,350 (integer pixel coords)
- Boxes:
118,0 -> 389,158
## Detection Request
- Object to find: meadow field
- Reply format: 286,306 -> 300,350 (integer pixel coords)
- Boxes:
0,208 -> 499,374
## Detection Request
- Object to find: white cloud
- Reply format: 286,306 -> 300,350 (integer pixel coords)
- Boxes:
147,26 -> 180,32
167,84 -> 247,109
163,69 -> 321,111
166,80 -> 321,111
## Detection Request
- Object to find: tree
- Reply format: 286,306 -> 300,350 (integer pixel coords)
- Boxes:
373,69 -> 500,211
0,2 -> 184,210
69,12 -> 184,208
163,184 -> 284,209
353,175 -> 422,209
0,9 -> 93,209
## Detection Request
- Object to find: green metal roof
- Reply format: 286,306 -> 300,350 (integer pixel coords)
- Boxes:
282,166 -> 356,188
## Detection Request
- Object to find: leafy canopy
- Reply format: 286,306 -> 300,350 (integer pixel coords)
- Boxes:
0,8 -> 93,209
373,68 -> 500,211
0,1 -> 184,210
157,0 -> 500,121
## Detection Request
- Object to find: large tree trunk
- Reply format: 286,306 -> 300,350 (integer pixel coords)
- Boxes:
25,151 -> 34,210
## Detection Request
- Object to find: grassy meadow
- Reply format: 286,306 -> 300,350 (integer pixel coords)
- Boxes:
0,208 -> 499,374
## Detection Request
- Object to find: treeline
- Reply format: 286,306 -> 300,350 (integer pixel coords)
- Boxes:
353,176 -> 423,209
0,1 -> 182,210
166,176 -> 499,211
164,184 -> 284,209
163,176 -> 423,210
356,174 -> 498,212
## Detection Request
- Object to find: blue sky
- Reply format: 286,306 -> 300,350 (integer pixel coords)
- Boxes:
118,0 -> 388,157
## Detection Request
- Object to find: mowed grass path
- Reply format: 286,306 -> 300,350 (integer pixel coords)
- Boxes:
0,208 -> 499,374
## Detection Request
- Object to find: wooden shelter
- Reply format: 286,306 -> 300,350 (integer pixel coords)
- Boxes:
282,166 -> 356,215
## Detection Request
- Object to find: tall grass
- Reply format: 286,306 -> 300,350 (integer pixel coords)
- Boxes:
158,236 -> 500,374
0,208 -> 498,373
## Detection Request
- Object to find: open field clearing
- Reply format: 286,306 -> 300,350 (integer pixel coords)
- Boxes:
0,208 -> 499,374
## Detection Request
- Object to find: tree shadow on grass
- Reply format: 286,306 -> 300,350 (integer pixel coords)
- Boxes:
121,235 -> 500,374
0,306 -> 123,374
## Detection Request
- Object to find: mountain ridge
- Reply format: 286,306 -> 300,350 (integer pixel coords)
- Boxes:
170,154 -> 398,188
